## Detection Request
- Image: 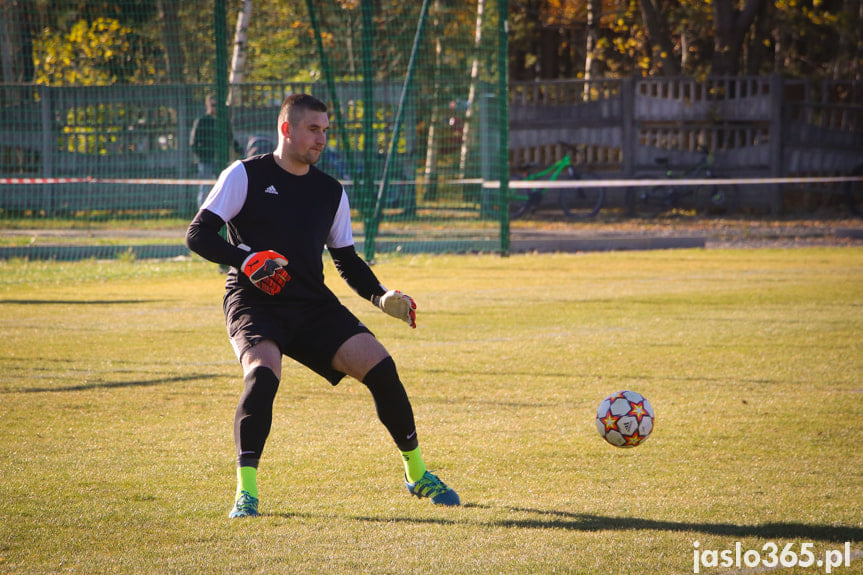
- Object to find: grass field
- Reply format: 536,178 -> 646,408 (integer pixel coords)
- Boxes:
1,247 -> 861,574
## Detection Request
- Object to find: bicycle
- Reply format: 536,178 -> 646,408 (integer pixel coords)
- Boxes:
634,147 -> 729,217
844,162 -> 863,216
509,145 -> 605,219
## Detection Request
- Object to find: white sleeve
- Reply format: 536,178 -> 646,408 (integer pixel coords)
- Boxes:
200,160 -> 248,222
326,188 -> 355,249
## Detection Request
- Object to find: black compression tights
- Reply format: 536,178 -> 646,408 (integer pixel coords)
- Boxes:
363,356 -> 419,452
234,359 -> 417,467
234,365 -> 280,468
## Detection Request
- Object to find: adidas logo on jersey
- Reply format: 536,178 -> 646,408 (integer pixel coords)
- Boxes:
264,185 -> 278,195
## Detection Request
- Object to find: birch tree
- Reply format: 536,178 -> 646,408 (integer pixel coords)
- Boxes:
458,0 -> 484,178
228,0 -> 252,106
583,0 -> 601,97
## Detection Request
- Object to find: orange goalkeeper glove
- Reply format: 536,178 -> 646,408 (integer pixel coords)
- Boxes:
241,250 -> 290,295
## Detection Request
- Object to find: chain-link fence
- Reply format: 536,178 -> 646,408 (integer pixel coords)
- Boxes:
0,0 -> 510,260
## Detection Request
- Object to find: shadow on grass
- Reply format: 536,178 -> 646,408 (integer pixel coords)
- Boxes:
10,373 -> 220,393
0,299 -> 165,305
498,507 -> 863,542
353,504 -> 862,542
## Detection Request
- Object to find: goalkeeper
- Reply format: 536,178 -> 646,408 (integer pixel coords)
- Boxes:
185,93 -> 459,518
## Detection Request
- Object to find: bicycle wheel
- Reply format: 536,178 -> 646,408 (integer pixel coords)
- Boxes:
634,186 -> 671,217
845,163 -> 863,216
559,170 -> 605,219
509,187 -> 541,219
696,183 -> 731,214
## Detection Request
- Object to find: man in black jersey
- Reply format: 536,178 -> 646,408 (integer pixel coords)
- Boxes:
186,93 -> 459,518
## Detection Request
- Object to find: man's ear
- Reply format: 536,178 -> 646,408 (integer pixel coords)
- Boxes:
280,121 -> 290,138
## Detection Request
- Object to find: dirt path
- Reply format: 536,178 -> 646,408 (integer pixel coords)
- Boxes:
511,217 -> 863,249
4,217 -> 862,252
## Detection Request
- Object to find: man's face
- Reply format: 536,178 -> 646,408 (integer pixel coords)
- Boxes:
282,110 -> 329,166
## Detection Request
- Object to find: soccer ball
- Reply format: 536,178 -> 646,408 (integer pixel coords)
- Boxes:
595,390 -> 654,447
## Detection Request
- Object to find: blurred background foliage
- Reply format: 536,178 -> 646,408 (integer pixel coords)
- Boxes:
1,0 -> 859,88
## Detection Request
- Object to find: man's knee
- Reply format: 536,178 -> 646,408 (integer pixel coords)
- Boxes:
241,339 -> 282,379
332,333 -> 389,380
235,365 -> 280,464
238,366 -> 280,416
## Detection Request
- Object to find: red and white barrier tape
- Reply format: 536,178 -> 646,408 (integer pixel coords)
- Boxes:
0,177 -> 215,185
1,175 -> 860,187
490,176 -> 863,189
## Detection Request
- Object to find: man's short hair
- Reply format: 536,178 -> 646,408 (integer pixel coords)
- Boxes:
279,94 -> 328,127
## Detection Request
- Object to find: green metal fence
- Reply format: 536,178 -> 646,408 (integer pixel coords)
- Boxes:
0,0 -> 510,260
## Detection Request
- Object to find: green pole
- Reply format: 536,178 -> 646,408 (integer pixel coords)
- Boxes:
497,0 -> 510,256
371,0 -> 431,229
305,0 -> 359,189
360,0 -> 377,261
214,0 -> 229,170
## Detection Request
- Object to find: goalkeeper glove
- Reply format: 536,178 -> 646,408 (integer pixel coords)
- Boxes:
241,250 -> 290,295
377,289 -> 417,328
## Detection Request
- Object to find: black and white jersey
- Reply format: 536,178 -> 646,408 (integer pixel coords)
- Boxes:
201,153 -> 354,304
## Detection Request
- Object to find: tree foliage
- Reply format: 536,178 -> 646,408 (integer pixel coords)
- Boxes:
509,0 -> 860,80
34,17 -> 157,85
1,0 -> 859,87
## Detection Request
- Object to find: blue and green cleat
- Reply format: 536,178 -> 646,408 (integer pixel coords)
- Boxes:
405,471 -> 460,506
229,490 -> 259,518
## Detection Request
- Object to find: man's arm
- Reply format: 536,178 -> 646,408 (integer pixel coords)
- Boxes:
329,245 -> 386,303
185,209 -> 248,269
186,209 -> 290,295
330,245 -> 416,328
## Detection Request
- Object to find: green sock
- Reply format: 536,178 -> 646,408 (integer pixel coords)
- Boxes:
401,447 -> 427,483
236,466 -> 258,499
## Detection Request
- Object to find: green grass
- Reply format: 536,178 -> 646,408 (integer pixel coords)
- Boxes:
1,248 -> 861,574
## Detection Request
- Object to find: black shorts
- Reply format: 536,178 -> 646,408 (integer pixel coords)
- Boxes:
225,295 -> 373,385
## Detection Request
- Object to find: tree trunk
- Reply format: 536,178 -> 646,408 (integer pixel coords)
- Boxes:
744,0 -> 771,75
711,0 -> 765,76
0,0 -> 35,86
838,0 -> 861,80
526,0 -> 542,79
639,0 -> 681,76
423,0 -> 441,201
584,0 -> 602,99
157,0 -> 185,84
458,0 -> 484,179
228,0 -> 253,106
